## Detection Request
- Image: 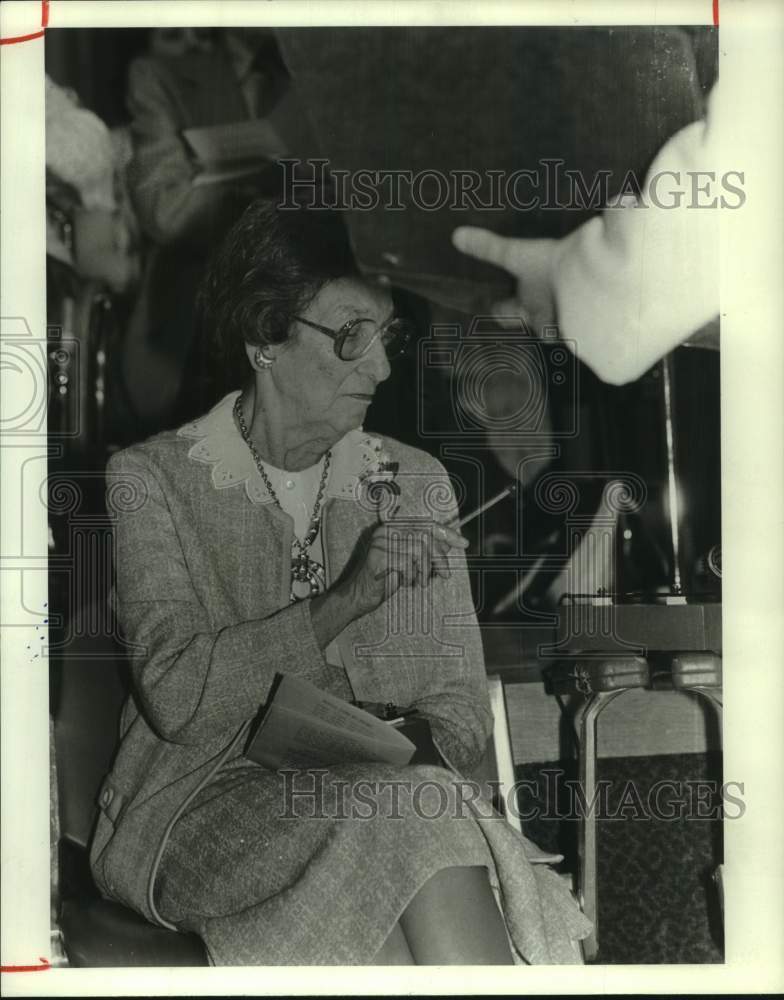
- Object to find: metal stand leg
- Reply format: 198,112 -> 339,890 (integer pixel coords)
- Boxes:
674,669 -> 723,936
690,687 -> 723,738
671,653 -> 723,740
574,688 -> 630,961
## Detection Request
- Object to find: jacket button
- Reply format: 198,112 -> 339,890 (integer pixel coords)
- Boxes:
101,787 -> 114,807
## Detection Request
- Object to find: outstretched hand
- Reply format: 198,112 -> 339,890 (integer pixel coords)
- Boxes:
451,226 -> 559,335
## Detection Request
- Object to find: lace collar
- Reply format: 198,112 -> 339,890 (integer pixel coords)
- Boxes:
177,391 -> 389,504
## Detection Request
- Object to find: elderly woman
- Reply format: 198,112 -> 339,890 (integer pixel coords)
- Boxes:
91,202 -> 589,965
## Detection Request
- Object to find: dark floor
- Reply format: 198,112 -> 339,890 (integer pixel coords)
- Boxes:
517,751 -> 724,964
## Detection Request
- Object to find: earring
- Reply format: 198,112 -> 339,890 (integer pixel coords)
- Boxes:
254,346 -> 275,369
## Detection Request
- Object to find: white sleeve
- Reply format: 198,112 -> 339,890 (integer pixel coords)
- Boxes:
552,79 -> 726,384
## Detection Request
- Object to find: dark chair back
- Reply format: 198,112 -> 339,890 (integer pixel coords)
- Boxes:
51,614 -> 208,966
53,636 -> 128,850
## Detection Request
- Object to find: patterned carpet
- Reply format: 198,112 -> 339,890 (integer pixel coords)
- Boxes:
516,752 -> 724,964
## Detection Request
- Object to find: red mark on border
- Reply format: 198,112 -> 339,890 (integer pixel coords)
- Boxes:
0,957 -> 51,973
0,1 -> 48,46
713,0 -> 719,27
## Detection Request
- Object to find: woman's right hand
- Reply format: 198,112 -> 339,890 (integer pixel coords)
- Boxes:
346,521 -> 470,617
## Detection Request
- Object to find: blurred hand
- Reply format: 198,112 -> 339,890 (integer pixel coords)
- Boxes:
452,226 -> 559,335
72,207 -> 140,293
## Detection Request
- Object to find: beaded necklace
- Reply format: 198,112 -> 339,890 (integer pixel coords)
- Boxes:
234,396 -> 331,602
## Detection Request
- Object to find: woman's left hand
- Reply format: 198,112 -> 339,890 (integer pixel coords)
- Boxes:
346,520 -> 469,618
310,519 -> 467,649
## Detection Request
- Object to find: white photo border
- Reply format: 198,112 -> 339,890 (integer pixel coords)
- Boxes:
2,0 -> 783,994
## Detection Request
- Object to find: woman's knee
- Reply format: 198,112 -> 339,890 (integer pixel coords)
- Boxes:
371,921 -> 414,965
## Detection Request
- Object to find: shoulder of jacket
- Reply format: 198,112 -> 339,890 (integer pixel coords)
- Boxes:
106,430 -> 189,476
374,435 -> 445,475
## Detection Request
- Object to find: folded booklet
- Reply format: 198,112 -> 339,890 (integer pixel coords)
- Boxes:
244,674 -> 417,770
182,86 -> 318,188
182,118 -> 288,187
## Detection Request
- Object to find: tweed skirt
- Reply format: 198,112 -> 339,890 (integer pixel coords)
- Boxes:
153,753 -> 541,965
154,755 -> 590,966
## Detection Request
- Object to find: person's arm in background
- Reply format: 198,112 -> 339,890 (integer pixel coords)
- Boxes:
453,79 -> 725,386
125,56 -> 241,246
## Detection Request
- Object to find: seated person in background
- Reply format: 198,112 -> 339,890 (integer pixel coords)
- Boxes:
121,28 -> 299,431
464,365 -> 553,487
93,202 -> 589,966
126,27 -> 292,244
453,79 -> 724,386
45,74 -> 140,294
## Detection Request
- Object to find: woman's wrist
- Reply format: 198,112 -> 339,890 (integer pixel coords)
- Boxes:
309,581 -> 363,649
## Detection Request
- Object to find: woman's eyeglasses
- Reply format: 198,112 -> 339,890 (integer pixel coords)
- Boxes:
292,315 -> 413,362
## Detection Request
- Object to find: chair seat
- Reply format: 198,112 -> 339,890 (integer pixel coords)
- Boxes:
671,652 -> 722,689
545,657 -> 650,695
60,897 -> 208,967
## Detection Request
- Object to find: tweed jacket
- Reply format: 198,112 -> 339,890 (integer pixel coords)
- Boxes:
90,391 -> 494,924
